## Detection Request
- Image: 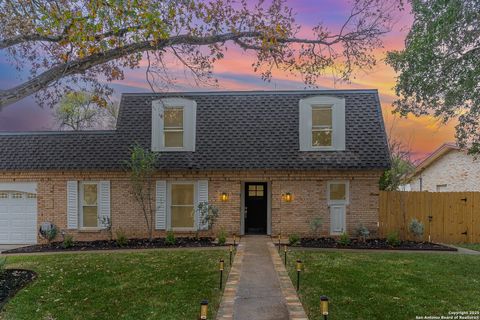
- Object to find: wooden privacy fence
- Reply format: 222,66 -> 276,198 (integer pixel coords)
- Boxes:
379,191 -> 480,244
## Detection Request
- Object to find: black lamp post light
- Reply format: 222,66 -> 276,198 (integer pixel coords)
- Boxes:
219,259 -> 224,289
284,245 -> 288,265
229,244 -> 233,265
320,296 -> 329,320
233,234 -> 236,247
296,259 -> 302,291
199,300 -> 208,320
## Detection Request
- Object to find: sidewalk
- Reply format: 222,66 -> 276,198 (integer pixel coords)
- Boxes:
233,236 -> 289,320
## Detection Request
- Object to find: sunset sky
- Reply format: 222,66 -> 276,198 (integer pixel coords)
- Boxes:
0,0 -> 457,161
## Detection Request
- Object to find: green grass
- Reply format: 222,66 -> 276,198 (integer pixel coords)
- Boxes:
287,250 -> 480,320
0,249 -> 230,320
456,243 -> 480,252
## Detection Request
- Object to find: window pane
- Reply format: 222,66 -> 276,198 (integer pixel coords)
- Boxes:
312,130 -> 332,146
171,206 -> 195,228
83,184 -> 98,205
83,206 -> 98,227
171,184 -> 194,205
0,192 -> 8,199
330,183 -> 346,201
12,192 -> 23,199
165,131 -> 183,147
164,108 -> 183,128
257,185 -> 264,191
312,107 -> 332,126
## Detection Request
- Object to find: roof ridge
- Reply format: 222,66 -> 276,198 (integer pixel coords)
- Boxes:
121,89 -> 379,96
0,130 -> 116,136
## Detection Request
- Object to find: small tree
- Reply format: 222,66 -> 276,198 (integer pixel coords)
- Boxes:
197,202 -> 219,234
309,216 -> 323,238
125,144 -> 158,241
408,218 -> 425,242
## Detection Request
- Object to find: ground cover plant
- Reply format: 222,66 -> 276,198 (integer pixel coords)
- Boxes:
287,250 -> 480,320
0,249 -> 230,320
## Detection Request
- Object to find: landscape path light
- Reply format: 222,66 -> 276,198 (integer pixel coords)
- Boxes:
320,296 -> 329,320
296,259 -> 302,291
219,259 -> 224,289
229,245 -> 233,265
284,245 -> 288,265
200,300 -> 208,320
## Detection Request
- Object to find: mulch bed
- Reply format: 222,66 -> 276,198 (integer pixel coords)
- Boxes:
0,269 -> 37,310
297,237 -> 457,251
2,237 -> 222,254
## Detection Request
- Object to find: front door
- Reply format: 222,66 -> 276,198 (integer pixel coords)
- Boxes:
245,183 -> 267,234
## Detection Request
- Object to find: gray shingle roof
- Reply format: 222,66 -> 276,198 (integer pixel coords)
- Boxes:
0,90 -> 390,171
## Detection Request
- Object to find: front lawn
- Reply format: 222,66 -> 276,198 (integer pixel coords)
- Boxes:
0,249 -> 229,320
456,243 -> 480,252
287,250 -> 480,320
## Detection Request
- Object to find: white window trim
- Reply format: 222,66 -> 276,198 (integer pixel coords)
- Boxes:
327,180 -> 350,206
299,96 -> 345,151
79,181 -> 101,230
152,98 -> 196,152
166,181 -> 197,231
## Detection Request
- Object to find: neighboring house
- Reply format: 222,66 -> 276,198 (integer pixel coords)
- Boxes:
409,143 -> 480,192
0,90 -> 390,244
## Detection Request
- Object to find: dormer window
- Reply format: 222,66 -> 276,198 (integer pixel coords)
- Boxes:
164,107 -> 184,148
299,96 -> 345,151
312,105 -> 333,147
152,98 -> 196,151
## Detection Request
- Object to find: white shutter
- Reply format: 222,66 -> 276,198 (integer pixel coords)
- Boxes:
151,100 -> 163,151
156,180 -> 167,230
67,181 -> 78,229
197,180 -> 209,230
298,102 -> 310,151
98,181 -> 111,228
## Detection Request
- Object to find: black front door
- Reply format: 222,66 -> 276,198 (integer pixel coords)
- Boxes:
245,182 -> 267,234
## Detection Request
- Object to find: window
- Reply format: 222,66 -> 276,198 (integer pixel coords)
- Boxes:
170,183 -> 195,229
11,192 -> 23,199
299,96 -> 345,151
0,192 -> 8,199
312,106 -> 333,147
81,183 -> 98,228
27,193 -> 37,199
327,181 -> 349,204
248,185 -> 264,197
152,98 -> 197,151
164,107 -> 184,147
436,184 -> 447,192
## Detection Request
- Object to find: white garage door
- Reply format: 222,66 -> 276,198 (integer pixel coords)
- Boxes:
0,183 -> 37,244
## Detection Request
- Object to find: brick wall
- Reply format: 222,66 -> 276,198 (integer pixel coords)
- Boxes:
410,149 -> 480,192
0,170 -> 381,242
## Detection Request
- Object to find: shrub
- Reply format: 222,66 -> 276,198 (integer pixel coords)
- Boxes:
356,225 -> 370,242
116,229 -> 128,247
338,232 -> 350,246
217,229 -> 227,245
386,231 -> 400,246
62,234 -> 74,249
0,257 -> 6,275
309,216 -> 323,238
409,218 -> 425,240
288,234 -> 300,246
39,222 -> 58,243
165,230 -> 176,245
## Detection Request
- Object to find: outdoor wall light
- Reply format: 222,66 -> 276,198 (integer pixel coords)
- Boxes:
221,192 -> 228,201
283,192 -> 293,202
320,296 -> 329,318
200,300 -> 209,319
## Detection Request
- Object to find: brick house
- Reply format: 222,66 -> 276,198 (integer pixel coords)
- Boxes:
408,143 -> 480,192
0,90 -> 390,244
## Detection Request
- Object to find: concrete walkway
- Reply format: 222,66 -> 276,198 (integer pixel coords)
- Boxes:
233,236 -> 289,320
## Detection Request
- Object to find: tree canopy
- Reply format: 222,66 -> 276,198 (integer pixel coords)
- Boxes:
0,0 -> 395,108
387,0 -> 480,154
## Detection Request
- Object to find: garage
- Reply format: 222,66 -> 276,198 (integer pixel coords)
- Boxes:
0,183 -> 37,244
